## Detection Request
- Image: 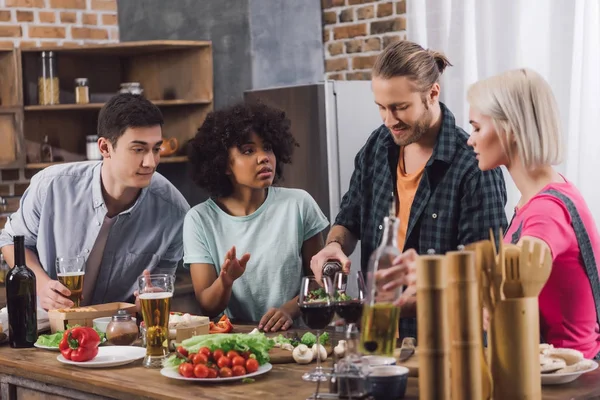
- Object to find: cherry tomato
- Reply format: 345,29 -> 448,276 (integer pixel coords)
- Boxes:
207,367 -> 218,379
246,358 -> 259,373
179,362 -> 194,378
226,350 -> 240,359
217,356 -> 231,368
199,347 -> 211,358
219,367 -> 233,378
192,353 -> 208,365
231,356 -> 245,367
176,346 -> 188,357
213,349 -> 225,361
232,365 -> 246,376
193,364 -> 209,378
240,351 -> 251,360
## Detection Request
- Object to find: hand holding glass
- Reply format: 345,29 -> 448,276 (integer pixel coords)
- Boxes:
55,256 -> 85,307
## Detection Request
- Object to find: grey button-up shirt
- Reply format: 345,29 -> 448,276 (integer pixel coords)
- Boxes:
0,161 -> 190,304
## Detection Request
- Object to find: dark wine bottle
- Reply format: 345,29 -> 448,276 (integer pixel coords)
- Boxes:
6,235 -> 37,348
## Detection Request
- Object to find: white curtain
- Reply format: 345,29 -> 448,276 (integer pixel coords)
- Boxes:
407,0 -> 600,225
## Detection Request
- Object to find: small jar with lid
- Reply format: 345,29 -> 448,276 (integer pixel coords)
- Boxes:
74,78 -> 89,104
105,310 -> 138,346
119,82 -> 144,95
86,135 -> 102,160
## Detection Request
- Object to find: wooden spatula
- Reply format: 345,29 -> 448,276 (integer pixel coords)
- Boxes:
520,239 -> 553,297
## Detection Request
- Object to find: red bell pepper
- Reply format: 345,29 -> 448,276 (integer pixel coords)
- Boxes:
209,315 -> 233,334
59,327 -> 101,362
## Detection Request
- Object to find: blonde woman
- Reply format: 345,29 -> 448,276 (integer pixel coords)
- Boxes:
467,68 -> 600,359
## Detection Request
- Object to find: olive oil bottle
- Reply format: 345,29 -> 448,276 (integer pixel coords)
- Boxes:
360,199 -> 402,356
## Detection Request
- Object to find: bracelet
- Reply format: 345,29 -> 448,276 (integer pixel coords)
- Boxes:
326,239 -> 344,249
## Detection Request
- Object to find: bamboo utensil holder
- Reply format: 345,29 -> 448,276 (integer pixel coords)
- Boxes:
490,297 -> 541,400
447,250 -> 483,400
417,253 -> 450,400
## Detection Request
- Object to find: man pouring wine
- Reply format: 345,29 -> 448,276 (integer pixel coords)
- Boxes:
310,40 -> 507,340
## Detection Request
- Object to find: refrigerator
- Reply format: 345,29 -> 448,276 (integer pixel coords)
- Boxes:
244,81 -> 384,279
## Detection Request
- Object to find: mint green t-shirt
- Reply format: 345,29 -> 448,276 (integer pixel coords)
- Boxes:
183,187 -> 329,322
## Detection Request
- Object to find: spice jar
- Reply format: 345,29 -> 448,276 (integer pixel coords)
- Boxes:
119,82 -> 143,95
86,135 -> 102,160
105,310 -> 138,346
74,78 -> 89,104
38,51 -> 59,105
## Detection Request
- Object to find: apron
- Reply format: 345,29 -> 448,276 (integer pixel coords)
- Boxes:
509,189 -> 600,360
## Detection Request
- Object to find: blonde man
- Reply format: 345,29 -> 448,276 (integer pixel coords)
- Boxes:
310,40 -> 508,340
468,68 -> 600,359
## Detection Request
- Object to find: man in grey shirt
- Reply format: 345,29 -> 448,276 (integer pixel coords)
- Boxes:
0,94 -> 190,310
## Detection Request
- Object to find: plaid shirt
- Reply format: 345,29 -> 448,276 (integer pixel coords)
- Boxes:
334,103 -> 508,339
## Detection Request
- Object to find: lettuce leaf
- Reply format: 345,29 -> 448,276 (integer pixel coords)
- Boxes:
163,332 -> 274,370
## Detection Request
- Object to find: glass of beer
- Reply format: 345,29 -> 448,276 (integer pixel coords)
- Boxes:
138,273 -> 174,368
55,256 -> 86,307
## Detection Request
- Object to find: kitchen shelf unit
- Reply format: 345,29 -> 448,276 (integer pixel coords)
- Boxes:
0,40 -> 213,170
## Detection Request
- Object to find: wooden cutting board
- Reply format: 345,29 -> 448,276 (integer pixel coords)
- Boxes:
268,345 -> 333,364
394,348 -> 419,377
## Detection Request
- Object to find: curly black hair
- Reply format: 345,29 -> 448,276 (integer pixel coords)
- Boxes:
188,102 -> 299,197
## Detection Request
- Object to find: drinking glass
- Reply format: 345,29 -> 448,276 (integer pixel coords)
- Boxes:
334,270 -> 366,332
55,256 -> 86,307
298,275 -> 334,382
138,274 -> 174,368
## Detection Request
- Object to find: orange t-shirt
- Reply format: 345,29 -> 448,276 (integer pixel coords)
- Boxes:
396,147 -> 426,250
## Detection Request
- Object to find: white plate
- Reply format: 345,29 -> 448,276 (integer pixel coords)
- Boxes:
34,343 -> 59,351
57,346 -> 146,368
160,363 -> 272,382
541,360 -> 599,385
360,355 -> 397,366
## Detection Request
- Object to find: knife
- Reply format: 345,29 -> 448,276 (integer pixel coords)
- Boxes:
398,337 -> 416,361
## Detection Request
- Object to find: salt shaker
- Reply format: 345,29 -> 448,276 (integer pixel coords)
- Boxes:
106,310 -> 138,346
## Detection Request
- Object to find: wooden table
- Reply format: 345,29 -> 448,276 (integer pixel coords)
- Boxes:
1,327 -> 600,399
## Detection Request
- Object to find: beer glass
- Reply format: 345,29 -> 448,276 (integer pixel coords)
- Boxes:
138,274 -> 174,368
55,256 -> 86,307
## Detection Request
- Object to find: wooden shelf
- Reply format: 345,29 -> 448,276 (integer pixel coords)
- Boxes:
24,99 -> 212,111
0,40 -> 213,171
26,156 -> 188,169
20,40 -> 211,55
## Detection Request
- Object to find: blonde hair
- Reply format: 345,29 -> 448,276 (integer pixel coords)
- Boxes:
467,68 -> 563,169
372,40 -> 452,92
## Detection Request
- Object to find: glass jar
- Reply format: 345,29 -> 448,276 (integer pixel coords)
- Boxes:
105,310 -> 138,346
74,78 -> 89,104
38,51 -> 59,105
86,135 -> 102,160
118,82 -> 144,95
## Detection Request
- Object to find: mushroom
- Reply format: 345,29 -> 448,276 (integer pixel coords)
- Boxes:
282,343 -> 294,351
311,344 -> 328,361
334,340 -> 347,358
292,344 -> 313,364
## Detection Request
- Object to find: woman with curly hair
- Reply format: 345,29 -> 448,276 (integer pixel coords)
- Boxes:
183,102 -> 329,332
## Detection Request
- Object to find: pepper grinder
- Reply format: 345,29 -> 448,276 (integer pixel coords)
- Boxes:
446,249 -> 484,400
416,251 -> 450,400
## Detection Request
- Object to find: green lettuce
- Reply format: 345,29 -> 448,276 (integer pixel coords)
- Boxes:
163,332 -> 274,370
35,325 -> 106,348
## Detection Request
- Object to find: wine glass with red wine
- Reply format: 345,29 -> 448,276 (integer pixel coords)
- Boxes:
298,275 -> 334,382
333,271 -> 365,331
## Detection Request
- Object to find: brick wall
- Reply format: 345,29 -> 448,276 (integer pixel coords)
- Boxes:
0,0 -> 119,227
0,0 -> 118,47
322,0 -> 407,80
